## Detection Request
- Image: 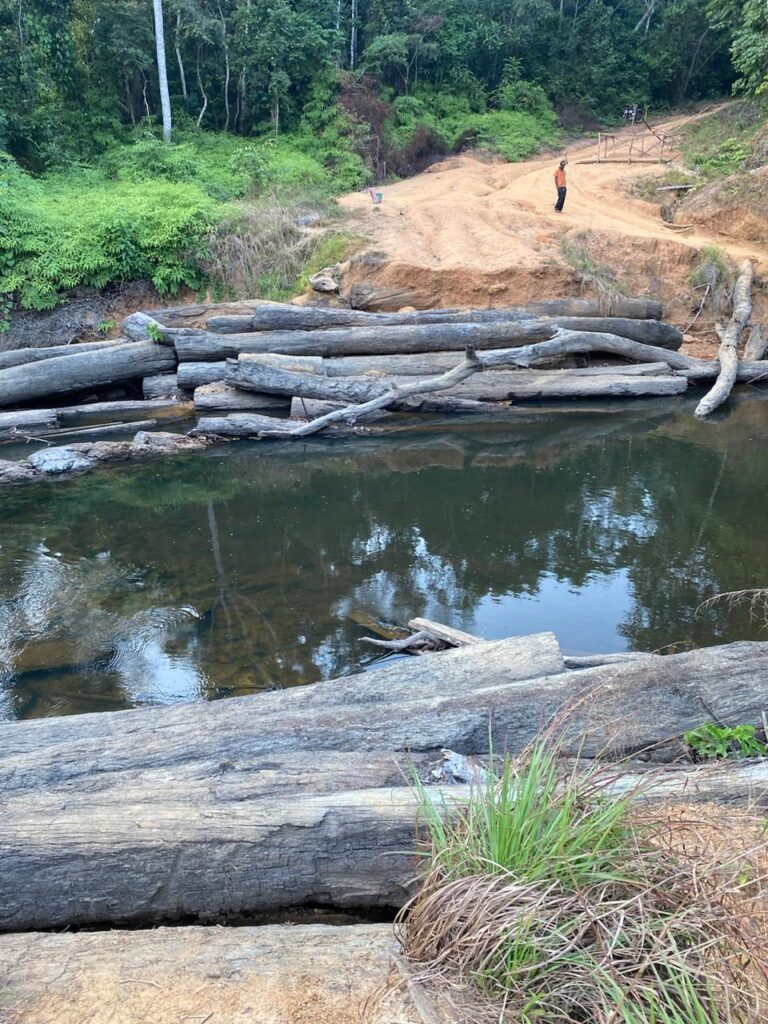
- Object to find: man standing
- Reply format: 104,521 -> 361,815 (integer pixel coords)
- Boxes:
554,160 -> 567,212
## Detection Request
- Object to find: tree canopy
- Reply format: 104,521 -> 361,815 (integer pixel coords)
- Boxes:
0,0 -> 758,171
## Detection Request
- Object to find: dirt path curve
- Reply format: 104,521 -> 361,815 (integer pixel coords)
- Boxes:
339,108 -> 767,314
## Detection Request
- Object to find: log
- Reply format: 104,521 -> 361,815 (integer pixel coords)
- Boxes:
743,325 -> 766,362
0,343 -> 177,409
0,924 -> 415,1024
407,617 -> 482,646
142,373 -> 184,399
0,340 -> 123,371
347,285 -> 662,320
231,361 -> 688,405
168,318 -> 682,362
177,361 -> 228,389
695,260 -> 753,418
0,409 -> 59,437
208,302 -> 666,334
35,419 -> 159,440
1,637 -> 768,928
193,382 -> 288,412
321,353 -> 673,378
56,399 -> 193,424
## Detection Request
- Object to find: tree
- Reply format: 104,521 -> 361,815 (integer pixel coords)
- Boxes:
151,0 -> 173,141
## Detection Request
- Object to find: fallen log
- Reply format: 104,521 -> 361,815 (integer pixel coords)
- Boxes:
695,260 -> 753,418
35,419 -> 159,440
1,638 -> 767,928
193,382 -> 289,412
348,284 -> 662,320
321,353 -> 673,378
167,318 -> 683,362
407,617 -> 482,647
0,924 -> 415,1024
0,343 -> 177,409
177,361 -> 229,389
142,373 -> 184,400
743,324 -> 766,362
0,409 -> 59,438
208,301 -> 666,334
230,360 -> 688,406
56,399 -> 192,423
0,340 -> 123,371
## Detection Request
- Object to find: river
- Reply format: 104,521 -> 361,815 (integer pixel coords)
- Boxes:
1,394 -> 766,721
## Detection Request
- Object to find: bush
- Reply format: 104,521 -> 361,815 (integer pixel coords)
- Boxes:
399,742 -> 768,1024
0,165 -> 215,310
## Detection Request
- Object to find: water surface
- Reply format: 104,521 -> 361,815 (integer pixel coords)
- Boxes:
2,394 -> 767,721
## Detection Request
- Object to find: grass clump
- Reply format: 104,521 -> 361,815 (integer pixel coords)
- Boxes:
689,245 -> 735,317
561,233 -> 628,308
201,192 -> 360,302
399,742 -> 767,1024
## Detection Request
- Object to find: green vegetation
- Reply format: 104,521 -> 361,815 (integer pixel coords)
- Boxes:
680,100 -> 768,178
401,742 -> 766,1023
0,0 -> 765,317
561,233 -> 628,303
685,722 -> 767,759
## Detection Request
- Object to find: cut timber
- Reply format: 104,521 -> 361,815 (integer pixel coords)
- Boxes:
177,360 -> 228,389
193,382 -> 288,412
230,360 -> 688,405
37,419 -> 158,440
0,340 -> 122,371
348,285 -> 661,320
407,617 -> 482,646
0,923 -> 417,1024
0,408 -> 59,437
209,300 -> 665,333
743,324 -> 766,362
321,353 -> 674,378
142,373 -> 184,400
695,260 -> 753,418
0,342 -> 176,409
1,638 -> 768,929
56,399 -> 192,424
167,318 -> 682,362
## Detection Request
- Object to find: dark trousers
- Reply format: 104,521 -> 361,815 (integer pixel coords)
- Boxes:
555,186 -> 567,211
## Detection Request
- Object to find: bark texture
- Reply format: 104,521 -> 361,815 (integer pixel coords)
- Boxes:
695,260 -> 753,418
0,343 -> 176,408
0,636 -> 766,929
0,340 -> 122,371
167,318 -> 681,361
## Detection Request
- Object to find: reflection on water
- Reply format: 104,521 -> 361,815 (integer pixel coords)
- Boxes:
2,393 -> 768,721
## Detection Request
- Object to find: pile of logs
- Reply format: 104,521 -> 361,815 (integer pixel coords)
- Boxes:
0,271 -> 761,468
1,626 -> 766,931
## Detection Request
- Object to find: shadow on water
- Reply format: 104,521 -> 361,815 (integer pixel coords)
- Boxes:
2,392 -> 768,721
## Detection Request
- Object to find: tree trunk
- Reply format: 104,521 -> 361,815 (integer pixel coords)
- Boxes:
0,343 -> 176,408
142,373 -> 183,400
166,318 -> 682,362
695,260 -> 753,419
348,286 -> 662,320
1,636 -> 767,929
743,325 -> 766,362
321,354 -> 673,378
194,382 -> 289,411
177,361 -> 230,389
228,360 -> 687,405
152,0 -> 172,142
0,924 -> 412,1024
175,12 -> 188,102
0,340 -> 123,371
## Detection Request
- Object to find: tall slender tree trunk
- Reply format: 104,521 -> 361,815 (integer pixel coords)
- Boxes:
196,44 -> 208,128
218,3 -> 231,132
175,11 -> 188,102
350,0 -> 357,68
152,0 -> 173,142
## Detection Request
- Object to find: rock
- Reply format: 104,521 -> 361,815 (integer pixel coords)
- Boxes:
121,311 -> 160,341
0,459 -> 38,484
309,267 -> 340,294
130,431 -> 206,453
27,447 -> 96,475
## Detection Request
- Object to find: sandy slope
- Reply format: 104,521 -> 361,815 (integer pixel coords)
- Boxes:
339,109 -> 768,320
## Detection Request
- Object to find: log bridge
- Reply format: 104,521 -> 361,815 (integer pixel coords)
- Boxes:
1,626 -> 767,932
0,277 -> 762,487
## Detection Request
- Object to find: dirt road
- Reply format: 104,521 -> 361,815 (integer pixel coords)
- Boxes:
340,110 -> 767,321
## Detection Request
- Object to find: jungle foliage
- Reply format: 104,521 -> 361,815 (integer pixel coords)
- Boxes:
0,0 -> 764,313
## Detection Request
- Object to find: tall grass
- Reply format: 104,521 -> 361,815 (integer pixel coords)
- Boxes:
398,742 -> 767,1024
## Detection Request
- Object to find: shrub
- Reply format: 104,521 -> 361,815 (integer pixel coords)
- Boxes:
399,742 -> 768,1024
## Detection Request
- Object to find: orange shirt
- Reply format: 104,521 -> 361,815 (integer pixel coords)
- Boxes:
555,167 -> 566,188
